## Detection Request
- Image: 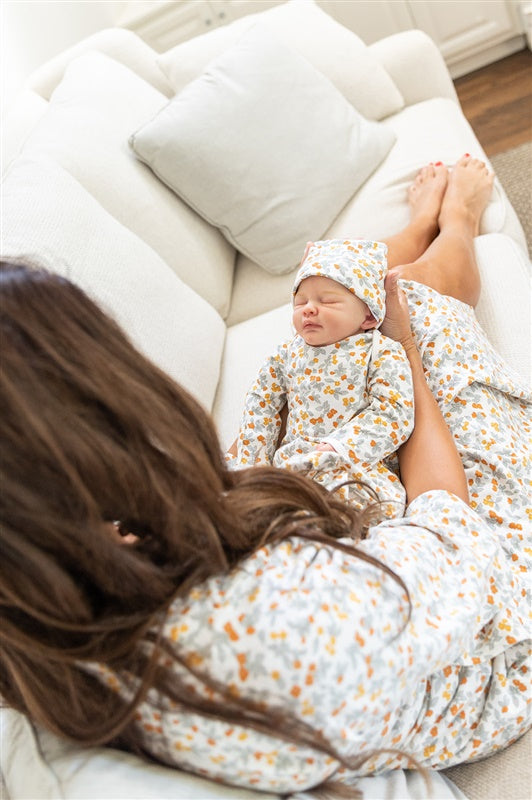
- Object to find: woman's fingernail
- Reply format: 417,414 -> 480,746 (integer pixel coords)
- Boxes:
464,153 -> 471,157
435,161 -> 443,166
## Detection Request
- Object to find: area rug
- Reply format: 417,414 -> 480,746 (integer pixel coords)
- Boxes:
491,141 -> 532,256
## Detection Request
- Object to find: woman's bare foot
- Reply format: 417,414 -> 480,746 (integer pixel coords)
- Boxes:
391,156 -> 493,306
383,163 -> 448,268
439,155 -> 494,236
408,163 -> 448,237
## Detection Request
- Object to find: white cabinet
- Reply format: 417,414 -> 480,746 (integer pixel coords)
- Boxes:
318,0 -> 526,77
315,0 -> 413,44
116,0 -> 527,75
115,0 -> 282,52
408,0 -> 525,74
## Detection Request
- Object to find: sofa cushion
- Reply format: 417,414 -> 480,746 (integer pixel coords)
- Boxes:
19,51 -> 235,318
213,304 -> 293,448
1,89 -> 48,174
473,233 -> 531,385
131,27 -> 396,275
0,708 -> 280,799
157,0 -> 404,122
1,706 -> 472,800
0,156 -> 225,412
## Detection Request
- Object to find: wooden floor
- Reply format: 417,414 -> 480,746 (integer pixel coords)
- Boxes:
453,48 -> 532,156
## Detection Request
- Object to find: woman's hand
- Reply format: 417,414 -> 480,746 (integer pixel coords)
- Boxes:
381,271 -> 414,350
315,442 -> 335,452
226,439 -> 238,458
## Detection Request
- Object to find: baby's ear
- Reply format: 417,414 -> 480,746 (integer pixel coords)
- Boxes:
360,313 -> 378,330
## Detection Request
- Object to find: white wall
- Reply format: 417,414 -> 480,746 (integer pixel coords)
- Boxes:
1,1 -> 120,111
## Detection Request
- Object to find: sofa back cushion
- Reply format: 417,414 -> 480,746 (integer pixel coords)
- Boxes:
213,304 -> 293,448
26,27 -> 174,100
1,156 -> 226,411
157,0 -> 404,122
19,51 -> 236,318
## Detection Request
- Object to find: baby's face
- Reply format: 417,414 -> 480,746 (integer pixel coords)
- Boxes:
293,276 -> 374,346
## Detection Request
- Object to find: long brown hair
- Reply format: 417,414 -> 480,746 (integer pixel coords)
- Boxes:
0,262 -> 412,784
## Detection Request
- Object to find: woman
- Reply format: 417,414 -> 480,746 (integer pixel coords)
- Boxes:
1,157 -> 530,795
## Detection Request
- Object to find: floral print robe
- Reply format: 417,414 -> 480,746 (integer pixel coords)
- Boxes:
94,280 -> 531,794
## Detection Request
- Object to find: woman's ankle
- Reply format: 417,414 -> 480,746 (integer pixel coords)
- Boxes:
438,204 -> 479,238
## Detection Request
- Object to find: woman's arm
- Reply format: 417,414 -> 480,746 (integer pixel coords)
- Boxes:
381,272 -> 469,505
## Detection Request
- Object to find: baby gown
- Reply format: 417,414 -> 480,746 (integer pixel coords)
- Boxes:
230,327 -> 414,514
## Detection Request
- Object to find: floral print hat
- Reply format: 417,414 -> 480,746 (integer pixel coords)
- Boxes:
293,238 -> 388,326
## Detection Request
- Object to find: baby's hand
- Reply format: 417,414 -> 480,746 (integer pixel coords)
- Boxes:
315,442 -> 335,452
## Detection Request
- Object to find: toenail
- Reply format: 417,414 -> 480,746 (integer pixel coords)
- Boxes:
464,153 -> 471,157
435,161 -> 443,166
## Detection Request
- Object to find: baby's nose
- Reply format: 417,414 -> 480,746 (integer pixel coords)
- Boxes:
303,301 -> 317,315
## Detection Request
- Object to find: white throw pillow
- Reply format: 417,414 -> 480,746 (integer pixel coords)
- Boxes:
157,0 -> 404,122
0,156 -> 226,412
130,28 -> 396,275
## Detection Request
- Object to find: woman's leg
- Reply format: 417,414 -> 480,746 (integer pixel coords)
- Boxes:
382,163 -> 448,268
392,156 -> 494,306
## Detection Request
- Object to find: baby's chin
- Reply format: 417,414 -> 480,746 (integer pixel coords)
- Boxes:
300,329 -> 359,346
300,330 -> 330,346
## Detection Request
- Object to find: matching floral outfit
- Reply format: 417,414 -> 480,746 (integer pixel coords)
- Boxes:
95,273 -> 531,793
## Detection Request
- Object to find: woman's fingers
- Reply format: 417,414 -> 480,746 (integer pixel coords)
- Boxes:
381,271 -> 413,346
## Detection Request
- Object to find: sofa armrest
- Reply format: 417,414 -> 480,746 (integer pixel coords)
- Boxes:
25,27 -> 173,100
369,29 -> 459,109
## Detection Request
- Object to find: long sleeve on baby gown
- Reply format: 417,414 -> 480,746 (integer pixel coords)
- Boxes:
235,340 -> 290,466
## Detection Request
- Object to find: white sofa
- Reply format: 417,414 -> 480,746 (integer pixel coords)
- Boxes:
1,2 -> 530,798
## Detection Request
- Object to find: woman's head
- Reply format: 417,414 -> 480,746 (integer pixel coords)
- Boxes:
0,260 -> 247,738
1,261 -> 233,599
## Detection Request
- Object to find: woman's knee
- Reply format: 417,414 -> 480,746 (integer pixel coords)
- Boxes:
392,258 -> 480,307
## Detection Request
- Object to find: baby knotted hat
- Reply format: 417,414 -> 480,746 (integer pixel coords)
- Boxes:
293,239 -> 387,325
